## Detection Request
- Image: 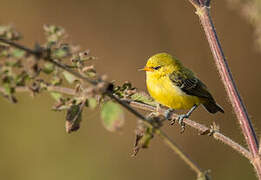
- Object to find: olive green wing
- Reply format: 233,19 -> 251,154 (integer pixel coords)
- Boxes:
169,71 -> 214,100
169,71 -> 224,113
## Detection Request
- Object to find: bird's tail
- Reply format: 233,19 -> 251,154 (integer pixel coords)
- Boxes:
203,101 -> 224,114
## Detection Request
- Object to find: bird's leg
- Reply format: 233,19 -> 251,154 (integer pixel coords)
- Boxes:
177,104 -> 198,133
164,108 -> 175,124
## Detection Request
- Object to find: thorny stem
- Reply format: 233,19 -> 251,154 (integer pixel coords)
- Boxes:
0,38 -> 205,178
188,0 -> 261,178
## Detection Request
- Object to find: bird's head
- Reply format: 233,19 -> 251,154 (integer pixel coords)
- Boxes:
140,53 -> 182,77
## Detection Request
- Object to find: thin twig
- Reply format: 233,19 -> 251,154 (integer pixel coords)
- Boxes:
188,0 -> 261,178
155,129 -> 204,176
0,38 -> 206,178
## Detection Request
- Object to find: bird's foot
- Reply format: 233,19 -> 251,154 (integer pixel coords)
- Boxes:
164,108 -> 174,120
164,109 -> 175,124
176,114 -> 188,133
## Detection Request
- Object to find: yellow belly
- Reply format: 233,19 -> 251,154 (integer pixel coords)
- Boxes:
146,75 -> 201,110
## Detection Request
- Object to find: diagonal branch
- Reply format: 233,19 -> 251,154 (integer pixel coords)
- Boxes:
0,37 -> 206,179
126,100 -> 251,160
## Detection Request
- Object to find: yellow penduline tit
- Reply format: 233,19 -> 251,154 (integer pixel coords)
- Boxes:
140,53 -> 224,130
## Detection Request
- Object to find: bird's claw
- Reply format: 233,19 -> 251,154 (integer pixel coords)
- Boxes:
164,109 -> 176,125
177,114 -> 188,133
164,109 -> 174,120
165,110 -> 188,133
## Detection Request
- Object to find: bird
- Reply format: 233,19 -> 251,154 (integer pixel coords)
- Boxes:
141,52 -> 224,130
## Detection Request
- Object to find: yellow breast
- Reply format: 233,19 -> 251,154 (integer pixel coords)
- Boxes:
146,73 -> 201,110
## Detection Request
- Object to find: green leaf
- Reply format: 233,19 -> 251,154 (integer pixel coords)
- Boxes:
42,63 -> 55,74
0,49 -> 8,57
51,76 -> 62,86
131,92 -> 157,106
142,127 -> 154,148
63,71 -> 76,84
12,49 -> 25,58
50,92 -> 62,102
54,48 -> 68,58
101,101 -> 124,132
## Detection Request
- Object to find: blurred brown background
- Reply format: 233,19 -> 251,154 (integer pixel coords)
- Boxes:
0,0 -> 260,179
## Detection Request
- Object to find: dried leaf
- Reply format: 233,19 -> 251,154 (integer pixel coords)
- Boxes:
65,103 -> 84,133
101,101 -> 124,132
132,121 -> 154,156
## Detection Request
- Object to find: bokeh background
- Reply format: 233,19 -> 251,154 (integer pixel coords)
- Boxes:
0,0 -> 261,179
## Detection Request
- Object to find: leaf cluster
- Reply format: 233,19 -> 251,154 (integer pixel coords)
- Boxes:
0,25 -> 157,148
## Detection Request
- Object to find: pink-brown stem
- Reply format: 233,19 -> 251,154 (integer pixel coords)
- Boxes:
128,100 -> 251,160
188,0 -> 261,178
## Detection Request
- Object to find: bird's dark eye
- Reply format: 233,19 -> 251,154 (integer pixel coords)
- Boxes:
153,66 -> 161,70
